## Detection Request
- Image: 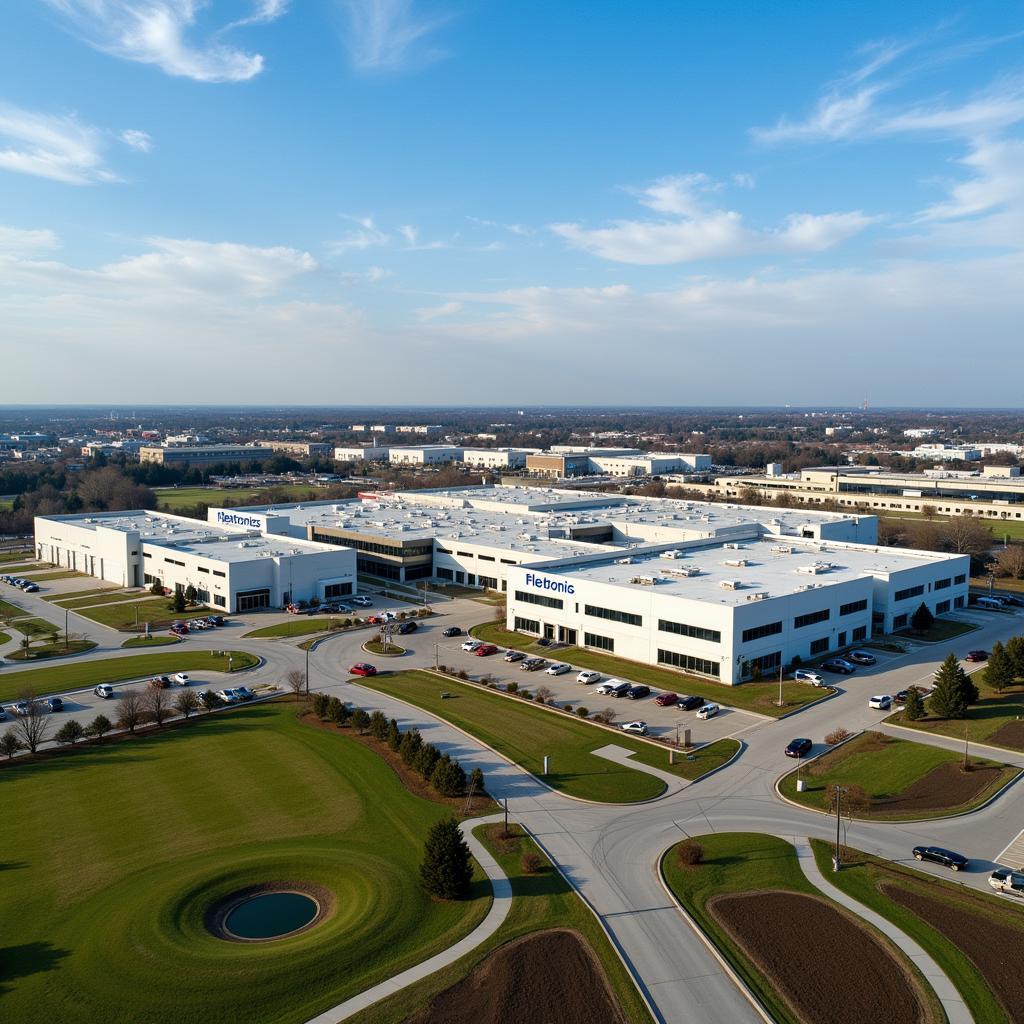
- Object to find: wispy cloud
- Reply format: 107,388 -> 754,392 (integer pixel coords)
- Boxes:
326,216 -> 446,253
120,128 -> 152,151
0,224 -> 59,256
551,173 -> 876,265
415,300 -> 462,321
0,102 -> 117,184
41,1 -> 287,83
341,0 -> 448,72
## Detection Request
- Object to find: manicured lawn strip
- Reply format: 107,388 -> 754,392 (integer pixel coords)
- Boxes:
73,598 -> 211,630
10,616 -> 60,638
809,839 -> 1008,1024
778,732 -> 1017,820
632,737 -> 739,780
0,701 -> 491,1024
121,635 -> 182,648
20,569 -> 85,583
7,639 -> 97,660
45,587 -> 126,604
244,617 -> 354,638
0,598 -> 27,618
896,619 -> 978,643
360,670 -> 665,802
363,639 -> 406,656
0,549 -> 34,562
469,622 -> 823,716
1,563 -> 46,573
53,591 -> 147,609
350,822 -> 655,1024
0,650 -> 259,703
0,631 -> 9,644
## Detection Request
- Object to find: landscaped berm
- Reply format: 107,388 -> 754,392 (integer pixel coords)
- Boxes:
0,701 -> 491,1024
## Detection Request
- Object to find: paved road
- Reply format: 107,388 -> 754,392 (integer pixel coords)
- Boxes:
5,579 -> 1024,1024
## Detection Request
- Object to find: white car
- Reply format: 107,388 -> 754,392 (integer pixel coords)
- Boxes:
868,694 -> 892,710
94,684 -> 114,699
620,720 -> 649,736
216,688 -> 242,704
461,639 -> 483,652
173,672 -> 190,685
350,596 -> 373,607
596,678 -> 627,695
546,662 -> 571,676
696,703 -> 720,719
794,669 -> 826,687
577,670 -> 601,685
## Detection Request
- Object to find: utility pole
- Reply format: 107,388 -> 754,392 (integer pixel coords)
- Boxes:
65,606 -> 69,652
434,642 -> 439,670
833,785 -> 848,871
778,660 -> 784,707
963,720 -> 970,771
305,643 -> 311,696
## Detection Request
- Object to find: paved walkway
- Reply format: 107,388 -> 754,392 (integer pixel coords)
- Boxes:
789,836 -> 973,1024
305,813 -> 513,1024
592,743 -> 690,794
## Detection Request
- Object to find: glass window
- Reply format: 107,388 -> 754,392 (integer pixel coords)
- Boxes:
585,605 -> 642,627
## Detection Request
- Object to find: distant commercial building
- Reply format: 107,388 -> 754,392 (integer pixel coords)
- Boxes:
910,443 -> 982,462
904,428 -> 940,439
460,448 -> 538,469
395,425 -> 443,435
256,441 -> 332,458
388,445 -> 463,466
527,449 -> 711,478
335,445 -> 391,462
140,444 -> 270,467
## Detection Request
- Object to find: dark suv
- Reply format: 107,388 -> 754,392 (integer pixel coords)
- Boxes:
912,845 -> 968,871
785,738 -> 813,758
626,685 -> 651,700
397,620 -> 419,635
677,694 -> 704,711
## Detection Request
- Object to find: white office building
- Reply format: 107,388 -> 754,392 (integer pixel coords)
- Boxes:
460,448 -> 539,469
335,445 -> 391,462
388,445 -> 464,466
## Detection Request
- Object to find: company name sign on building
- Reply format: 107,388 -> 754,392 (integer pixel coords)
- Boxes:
524,572 -> 575,595
216,511 -> 264,529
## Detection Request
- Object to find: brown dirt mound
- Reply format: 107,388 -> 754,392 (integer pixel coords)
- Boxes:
871,761 -> 1007,814
988,720 -> 1024,752
882,882 -> 1024,1021
710,891 -> 933,1024
404,928 -> 629,1024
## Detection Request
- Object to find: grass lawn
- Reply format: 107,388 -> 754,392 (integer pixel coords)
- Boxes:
881,511 -> 1024,544
244,617 -> 354,639
809,839 -> 1012,1024
50,591 -> 143,609
20,569 -> 85,583
889,670 -> 1024,752
73,597 -> 209,631
0,701 -> 491,1024
0,650 -> 259,704
350,821 -> 654,1024
469,622 -> 827,717
7,639 -> 98,660
10,617 -> 60,639
0,549 -> 34,562
0,630 -> 9,644
0,597 -> 27,618
973,575 -> 1024,594
778,731 -> 1017,820
155,483 -> 328,511
121,635 -> 183,648
363,639 -> 406,656
360,669 -> 738,802
896,619 -> 978,643
44,587 -> 125,604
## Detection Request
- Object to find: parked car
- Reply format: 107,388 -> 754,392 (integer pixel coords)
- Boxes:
173,673 -> 190,686
397,620 -> 419,635
577,670 -> 601,685
94,684 -> 114,699
785,737 -> 813,758
0,707 -> 6,721
620,720 -> 648,736
503,650 -> 525,663
350,595 -> 373,607
545,662 -> 571,676
522,657 -> 547,672
442,626 -> 462,637
45,696 -> 64,712
696,703 -> 719,719
596,678 -> 626,696
913,845 -> 968,871
655,691 -> 679,707
847,650 -> 876,666
22,583 -> 38,593
794,669 -> 826,686
349,663 -> 377,677
150,675 -> 172,689
232,686 -> 255,701
868,694 -> 892,710
474,643 -> 498,657
626,684 -> 651,700
966,650 -> 989,662
677,694 -> 705,711
11,700 -> 30,716
989,868 -> 1024,895
822,658 -> 856,675
461,639 -> 483,652
216,688 -> 242,704
607,681 -> 632,698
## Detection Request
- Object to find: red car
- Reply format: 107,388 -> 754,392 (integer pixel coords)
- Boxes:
655,692 -> 679,707
349,663 -> 377,677
474,643 -> 498,657
966,650 -> 989,662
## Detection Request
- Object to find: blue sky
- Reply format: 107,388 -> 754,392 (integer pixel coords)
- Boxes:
1,1 -> 1022,404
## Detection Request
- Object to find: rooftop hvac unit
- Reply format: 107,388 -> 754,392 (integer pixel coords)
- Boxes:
660,549 -> 684,559
629,575 -> 659,586
772,545 -> 794,554
720,579 -> 743,590
665,566 -> 701,578
723,558 -> 749,567
615,556 -> 636,565
796,583 -> 822,591
746,591 -> 770,601
724,542 -> 744,550
797,562 -> 833,575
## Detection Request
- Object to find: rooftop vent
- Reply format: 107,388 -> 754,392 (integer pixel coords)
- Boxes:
629,575 -> 659,586
746,591 -> 770,601
720,579 -> 743,590
772,545 -> 795,554
723,558 -> 749,568
797,562 -> 833,575
724,542 -> 744,550
660,549 -> 685,559
615,556 -> 636,565
665,566 -> 701,578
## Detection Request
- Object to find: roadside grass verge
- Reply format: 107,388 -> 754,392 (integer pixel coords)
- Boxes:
0,549 -> 34,563
0,700 -> 491,1024
121,635 -> 182,648
7,639 -> 97,661
20,569 -> 85,583
896,619 -> 978,643
10,617 -> 60,639
362,639 -> 406,656
0,598 -> 27,618
73,597 -> 210,631
778,731 -> 1017,820
469,622 -> 825,716
0,631 -> 10,644
45,587 -> 127,604
359,669 -> 737,802
809,839 -> 1012,1024
0,650 -> 259,703
349,821 -> 654,1024
52,591 -> 147,609
244,617 -> 355,639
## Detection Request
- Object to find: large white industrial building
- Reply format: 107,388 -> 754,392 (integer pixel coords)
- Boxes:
34,510 -> 356,612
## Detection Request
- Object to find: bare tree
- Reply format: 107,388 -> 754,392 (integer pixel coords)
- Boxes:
994,545 -> 1024,580
534,685 -> 554,705
175,689 -> 201,720
13,695 -> 52,753
142,685 -> 170,727
592,707 -> 618,725
286,669 -> 307,700
116,688 -> 144,734
942,515 -> 995,560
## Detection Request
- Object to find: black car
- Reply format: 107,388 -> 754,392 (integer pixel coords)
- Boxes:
397,620 -> 419,635
785,737 -> 813,758
46,697 -> 64,713
913,845 -> 969,871
523,657 -> 547,671
821,658 -> 856,675
626,685 -> 651,700
442,626 -> 462,637
677,694 -> 705,711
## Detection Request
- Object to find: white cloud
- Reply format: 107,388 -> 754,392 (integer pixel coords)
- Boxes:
41,1 -> 286,83
120,128 -> 152,151
341,0 -> 448,72
415,300 -> 461,321
0,225 -> 59,256
551,173 -> 875,265
0,102 -> 116,184
467,216 -> 531,236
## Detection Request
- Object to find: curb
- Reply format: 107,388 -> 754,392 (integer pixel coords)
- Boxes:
655,846 -> 774,1024
883,719 -> 1024,760
2,642 -> 99,665
360,642 -> 406,658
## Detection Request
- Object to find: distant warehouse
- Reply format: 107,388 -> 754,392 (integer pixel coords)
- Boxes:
140,444 -> 267,467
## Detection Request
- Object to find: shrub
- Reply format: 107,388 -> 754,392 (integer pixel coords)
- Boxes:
506,680 -> 519,694
0,729 -> 24,759
387,718 -> 402,751
350,709 -> 370,734
399,728 -> 423,766
911,601 -> 934,634
431,755 -> 466,797
328,696 -> 349,726
312,692 -> 331,720
369,709 -> 389,740
414,742 -> 441,779
904,688 -> 925,721
576,707 -> 589,717
563,704 -> 573,714
56,719 -> 85,745
85,714 -> 112,740
437,663 -> 448,674
521,851 -> 542,874
457,669 -> 469,680
824,727 -> 851,746
593,707 -> 617,725
677,840 -> 704,867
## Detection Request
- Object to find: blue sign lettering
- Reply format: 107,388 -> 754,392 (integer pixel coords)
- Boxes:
216,510 -> 263,529
524,572 -> 574,595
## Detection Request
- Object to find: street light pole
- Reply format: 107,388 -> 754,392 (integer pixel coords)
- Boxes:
778,661 -> 784,707
435,642 -> 439,670
65,606 -> 69,652
833,784 -> 848,871
306,644 -> 311,696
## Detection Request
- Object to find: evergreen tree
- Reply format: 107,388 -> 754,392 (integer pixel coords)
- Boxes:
369,710 -> 389,741
419,818 -> 473,900
149,578 -> 164,596
903,687 -> 925,721
399,728 -> 422,766
1006,635 -> 1024,682
987,642 -> 1012,693
85,714 -> 112,740
184,584 -> 197,605
329,696 -> 349,726
0,729 -> 25,758
312,692 -> 330,720
930,652 -> 969,719
351,709 -> 370,734
413,742 -> 441,779
386,718 -> 402,752
431,755 -> 467,797
171,590 -> 186,614
911,602 -> 934,634
55,719 -> 85,745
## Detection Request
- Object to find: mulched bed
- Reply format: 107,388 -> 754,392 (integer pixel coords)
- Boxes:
988,720 -> 1024,751
882,882 -> 1024,1022
871,761 -> 1008,814
710,890 -> 933,1024
405,928 -> 629,1024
